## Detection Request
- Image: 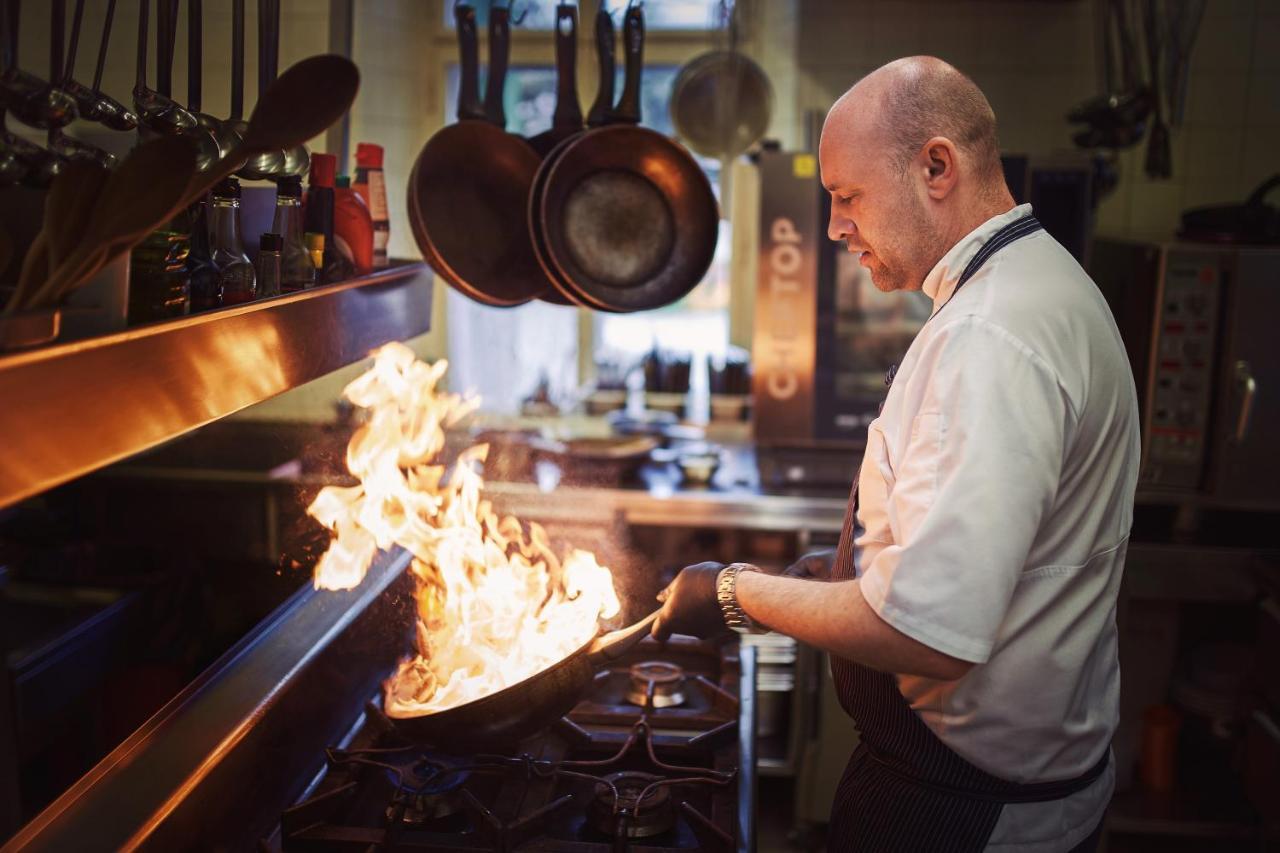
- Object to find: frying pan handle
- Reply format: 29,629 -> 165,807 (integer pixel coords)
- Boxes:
455,3 -> 485,122
585,611 -> 660,666
483,4 -> 510,127
187,0 -> 200,110
585,6 -> 615,127
551,4 -> 582,132
609,4 -> 643,125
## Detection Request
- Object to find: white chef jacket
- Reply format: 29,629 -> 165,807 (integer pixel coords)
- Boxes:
852,204 -> 1140,851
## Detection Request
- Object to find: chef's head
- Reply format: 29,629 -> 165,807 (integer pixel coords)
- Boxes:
820,56 -> 1009,293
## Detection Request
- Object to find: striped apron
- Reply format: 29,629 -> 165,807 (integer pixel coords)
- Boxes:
826,215 -> 1108,852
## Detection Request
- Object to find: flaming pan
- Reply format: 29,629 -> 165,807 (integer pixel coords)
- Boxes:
387,612 -> 658,751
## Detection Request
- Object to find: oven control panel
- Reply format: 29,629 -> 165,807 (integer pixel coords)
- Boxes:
1143,252 -> 1221,488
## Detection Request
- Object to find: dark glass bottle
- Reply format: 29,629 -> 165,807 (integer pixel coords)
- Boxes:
209,178 -> 256,305
272,176 -> 316,293
304,152 -> 353,284
128,208 -> 191,324
187,198 -> 222,312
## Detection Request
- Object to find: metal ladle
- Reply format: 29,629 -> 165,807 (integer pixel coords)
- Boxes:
235,0 -> 284,180
62,0 -> 136,131
151,0 -> 216,169
212,0 -> 248,174
132,0 -> 196,139
0,0 -> 77,130
185,0 -> 229,166
48,0 -> 115,168
260,0 -> 306,177
0,0 -> 64,186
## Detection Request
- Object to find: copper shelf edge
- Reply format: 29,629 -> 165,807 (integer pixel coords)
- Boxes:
0,262 -> 433,511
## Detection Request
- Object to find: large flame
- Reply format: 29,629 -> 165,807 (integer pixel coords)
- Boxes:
307,343 -> 620,717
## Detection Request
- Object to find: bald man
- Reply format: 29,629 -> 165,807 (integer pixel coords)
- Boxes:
653,58 -> 1139,852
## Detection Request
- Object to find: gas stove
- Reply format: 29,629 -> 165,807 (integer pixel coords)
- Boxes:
8,553 -> 755,852
273,637 -> 755,852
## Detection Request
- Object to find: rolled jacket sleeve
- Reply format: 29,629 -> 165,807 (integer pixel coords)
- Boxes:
858,315 -> 1072,663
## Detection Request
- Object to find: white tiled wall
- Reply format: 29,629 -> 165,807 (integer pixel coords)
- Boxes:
789,0 -> 1279,242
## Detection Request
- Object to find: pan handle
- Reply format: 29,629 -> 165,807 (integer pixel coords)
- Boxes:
585,6 -> 615,128
608,4 -> 643,125
550,4 -> 582,131
585,611 -> 659,666
455,3 -> 485,122
483,3 -> 510,127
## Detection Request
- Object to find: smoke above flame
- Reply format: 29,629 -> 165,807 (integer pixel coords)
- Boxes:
307,343 -> 620,717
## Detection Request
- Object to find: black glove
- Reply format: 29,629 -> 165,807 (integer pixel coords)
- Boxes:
782,548 -> 836,580
652,561 -> 731,642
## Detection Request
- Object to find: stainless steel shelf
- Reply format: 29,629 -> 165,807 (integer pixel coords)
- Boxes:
0,263 -> 433,510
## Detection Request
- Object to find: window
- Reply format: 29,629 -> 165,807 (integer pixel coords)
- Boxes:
444,1 -> 724,31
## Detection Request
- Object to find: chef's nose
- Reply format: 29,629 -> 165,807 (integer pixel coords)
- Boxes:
829,211 -> 856,243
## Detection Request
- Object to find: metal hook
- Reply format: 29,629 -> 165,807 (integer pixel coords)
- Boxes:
507,1 -> 530,26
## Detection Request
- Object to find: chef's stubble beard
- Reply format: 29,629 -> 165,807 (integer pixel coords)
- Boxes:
871,178 -> 948,294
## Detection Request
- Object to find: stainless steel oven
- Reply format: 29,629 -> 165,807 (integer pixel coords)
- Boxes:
1091,238 -> 1280,506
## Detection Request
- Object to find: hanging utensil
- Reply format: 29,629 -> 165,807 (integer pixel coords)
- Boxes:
0,0 -> 77,130
212,0 -> 248,173
184,0 -> 226,159
58,0 -> 135,131
1165,0 -> 1205,128
407,3 -> 548,307
0,0 -> 64,187
537,4 -> 719,313
133,0 -> 197,138
47,0 -> 116,167
261,0 -> 306,177
386,611 -> 659,749
530,4 -> 611,307
1142,0 -> 1171,178
669,0 -> 772,160
237,0 -> 286,180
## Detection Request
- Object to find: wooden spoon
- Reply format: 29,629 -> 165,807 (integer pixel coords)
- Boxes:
180,54 -> 360,209
8,159 -> 109,311
26,136 -> 198,308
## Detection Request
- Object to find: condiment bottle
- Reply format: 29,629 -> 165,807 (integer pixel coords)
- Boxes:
305,232 -> 325,272
209,178 -> 256,305
256,233 -> 283,297
128,209 -> 191,323
334,175 -> 374,273
353,142 -> 389,267
186,198 -> 221,312
303,152 -> 353,283
272,175 -> 317,293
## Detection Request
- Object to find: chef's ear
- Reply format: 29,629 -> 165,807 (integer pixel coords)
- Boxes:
917,136 -> 958,200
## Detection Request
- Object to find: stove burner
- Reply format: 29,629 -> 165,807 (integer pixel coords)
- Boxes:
381,753 -> 470,825
625,660 -> 686,708
587,771 -> 676,839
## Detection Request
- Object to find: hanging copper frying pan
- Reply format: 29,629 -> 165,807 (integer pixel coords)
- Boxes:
530,4 -> 612,307
407,4 -> 546,307
535,5 -> 719,313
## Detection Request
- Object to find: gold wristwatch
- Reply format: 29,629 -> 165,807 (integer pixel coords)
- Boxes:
716,562 -> 766,634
